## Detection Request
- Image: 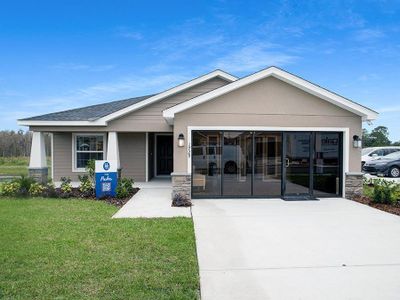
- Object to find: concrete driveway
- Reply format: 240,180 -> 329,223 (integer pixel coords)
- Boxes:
192,198 -> 400,300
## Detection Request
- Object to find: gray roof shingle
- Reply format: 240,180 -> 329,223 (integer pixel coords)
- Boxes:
20,94 -> 155,121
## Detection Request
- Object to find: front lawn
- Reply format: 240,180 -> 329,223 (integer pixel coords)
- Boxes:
0,157 -> 51,178
0,198 -> 199,299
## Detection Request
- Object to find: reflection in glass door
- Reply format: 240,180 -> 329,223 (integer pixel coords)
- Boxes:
222,132 -> 252,196
253,132 -> 282,196
283,132 -> 312,198
192,131 -> 222,197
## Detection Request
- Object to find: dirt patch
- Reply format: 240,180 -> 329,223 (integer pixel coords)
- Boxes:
352,195 -> 400,216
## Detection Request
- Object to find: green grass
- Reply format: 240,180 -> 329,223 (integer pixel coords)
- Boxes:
0,198 -> 199,299
0,157 -> 51,178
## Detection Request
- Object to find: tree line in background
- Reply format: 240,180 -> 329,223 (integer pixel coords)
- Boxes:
0,130 -> 51,157
362,126 -> 400,147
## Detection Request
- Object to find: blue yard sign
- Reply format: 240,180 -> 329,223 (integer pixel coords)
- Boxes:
95,160 -> 117,198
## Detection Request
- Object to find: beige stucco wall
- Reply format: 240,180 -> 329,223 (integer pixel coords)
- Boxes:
173,76 -> 362,173
53,132 -> 146,182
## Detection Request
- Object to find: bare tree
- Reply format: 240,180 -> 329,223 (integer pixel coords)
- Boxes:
0,130 -> 51,157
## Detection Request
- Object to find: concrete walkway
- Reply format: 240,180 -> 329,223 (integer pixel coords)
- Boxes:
112,179 -> 191,218
192,198 -> 400,300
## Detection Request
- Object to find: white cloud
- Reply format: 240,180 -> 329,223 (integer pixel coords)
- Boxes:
378,105 -> 400,113
19,73 -> 190,115
50,63 -> 115,72
357,73 -> 380,81
214,45 -> 298,73
354,29 -> 385,41
118,32 -> 143,40
115,26 -> 143,40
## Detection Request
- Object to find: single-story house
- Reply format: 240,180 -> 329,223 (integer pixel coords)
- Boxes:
18,66 -> 378,200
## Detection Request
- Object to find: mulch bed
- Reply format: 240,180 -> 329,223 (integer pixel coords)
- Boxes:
55,187 -> 140,207
352,195 -> 400,216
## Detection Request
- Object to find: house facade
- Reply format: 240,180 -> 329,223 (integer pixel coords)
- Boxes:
18,67 -> 378,200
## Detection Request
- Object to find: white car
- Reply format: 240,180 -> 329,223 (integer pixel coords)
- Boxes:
362,147 -> 400,166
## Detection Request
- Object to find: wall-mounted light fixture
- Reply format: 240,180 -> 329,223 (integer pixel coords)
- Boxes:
353,135 -> 362,148
178,133 -> 185,147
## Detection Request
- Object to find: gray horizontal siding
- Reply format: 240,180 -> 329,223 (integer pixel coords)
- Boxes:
119,132 -> 146,181
53,132 -> 81,181
107,77 -> 230,131
53,132 -> 146,182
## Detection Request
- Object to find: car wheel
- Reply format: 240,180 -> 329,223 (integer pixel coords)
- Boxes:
224,161 -> 237,174
389,166 -> 400,178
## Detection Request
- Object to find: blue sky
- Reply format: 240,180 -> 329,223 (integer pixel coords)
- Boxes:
0,1 -> 399,140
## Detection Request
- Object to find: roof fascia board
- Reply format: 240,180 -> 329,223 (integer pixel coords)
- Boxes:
17,120 -> 107,126
163,67 -> 378,123
97,70 -> 237,123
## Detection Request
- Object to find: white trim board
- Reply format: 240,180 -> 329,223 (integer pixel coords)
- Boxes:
163,66 -> 378,124
18,70 -> 237,127
145,132 -> 149,182
186,126 -> 350,197
50,133 -> 54,181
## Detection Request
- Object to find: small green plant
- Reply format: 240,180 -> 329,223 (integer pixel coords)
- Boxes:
372,179 -> 399,205
43,181 -> 57,198
1,181 -> 21,196
116,178 -> 134,199
13,176 -> 36,197
60,177 -> 72,197
172,193 -> 192,207
29,183 -> 45,197
78,175 -> 93,197
85,159 -> 95,184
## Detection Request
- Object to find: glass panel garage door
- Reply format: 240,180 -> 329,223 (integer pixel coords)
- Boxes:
192,131 -> 222,196
191,130 -> 342,198
253,132 -> 282,196
222,132 -> 253,196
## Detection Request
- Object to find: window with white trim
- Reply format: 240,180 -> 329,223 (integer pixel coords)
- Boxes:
74,134 -> 105,170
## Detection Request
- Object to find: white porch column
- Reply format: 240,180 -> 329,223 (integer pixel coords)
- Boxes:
29,131 -> 48,183
107,132 -> 120,169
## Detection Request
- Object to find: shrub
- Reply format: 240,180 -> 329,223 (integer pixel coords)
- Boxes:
1,181 -> 21,197
172,193 -> 192,207
29,183 -> 45,197
372,179 -> 399,205
78,175 -> 93,197
60,177 -> 72,197
14,176 -> 36,197
116,178 -> 134,199
43,181 -> 57,198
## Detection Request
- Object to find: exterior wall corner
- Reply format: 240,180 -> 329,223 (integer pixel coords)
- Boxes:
345,172 -> 363,199
171,172 -> 191,200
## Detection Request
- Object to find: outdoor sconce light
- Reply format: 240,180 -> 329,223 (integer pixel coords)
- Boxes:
178,133 -> 185,147
353,135 -> 362,148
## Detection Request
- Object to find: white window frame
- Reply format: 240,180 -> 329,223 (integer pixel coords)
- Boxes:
72,133 -> 107,172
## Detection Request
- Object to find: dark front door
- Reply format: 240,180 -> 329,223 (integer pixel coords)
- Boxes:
283,132 -> 312,199
156,135 -> 173,175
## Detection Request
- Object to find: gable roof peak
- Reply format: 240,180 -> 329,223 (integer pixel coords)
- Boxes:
163,66 -> 378,123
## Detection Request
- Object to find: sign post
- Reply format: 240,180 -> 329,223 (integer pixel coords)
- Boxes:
95,160 -> 118,198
